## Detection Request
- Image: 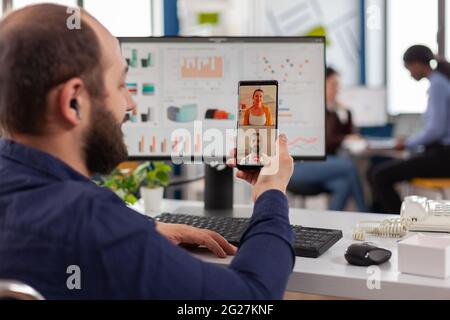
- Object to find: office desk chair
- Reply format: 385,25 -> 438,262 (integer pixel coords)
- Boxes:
408,178 -> 450,200
0,280 -> 45,300
287,182 -> 329,208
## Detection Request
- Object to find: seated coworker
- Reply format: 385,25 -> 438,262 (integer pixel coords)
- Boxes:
370,45 -> 450,214
0,4 -> 295,299
288,67 -> 368,212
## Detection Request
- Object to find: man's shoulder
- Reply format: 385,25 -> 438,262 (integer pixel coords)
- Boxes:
4,178 -> 150,244
72,182 -> 154,250
59,180 -> 119,201
56,180 -> 147,226
44,179 -> 122,212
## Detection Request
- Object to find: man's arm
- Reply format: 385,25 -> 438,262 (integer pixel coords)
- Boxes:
91,190 -> 293,299
88,134 -> 295,299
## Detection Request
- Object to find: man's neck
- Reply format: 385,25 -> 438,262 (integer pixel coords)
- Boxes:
8,134 -> 91,178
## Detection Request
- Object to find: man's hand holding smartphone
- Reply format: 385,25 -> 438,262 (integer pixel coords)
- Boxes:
228,134 -> 294,202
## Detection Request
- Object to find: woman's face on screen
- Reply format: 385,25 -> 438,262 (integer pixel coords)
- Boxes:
253,91 -> 263,105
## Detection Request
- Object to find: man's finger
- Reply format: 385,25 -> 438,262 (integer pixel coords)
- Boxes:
206,230 -> 237,255
226,157 -> 237,167
228,148 -> 237,157
277,134 -> 288,152
237,170 -> 251,181
236,170 -> 245,178
200,235 -> 227,258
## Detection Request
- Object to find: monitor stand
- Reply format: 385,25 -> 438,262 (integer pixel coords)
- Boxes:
174,164 -> 236,216
204,164 -> 233,211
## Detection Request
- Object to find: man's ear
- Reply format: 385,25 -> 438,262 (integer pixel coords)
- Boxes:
56,78 -> 88,127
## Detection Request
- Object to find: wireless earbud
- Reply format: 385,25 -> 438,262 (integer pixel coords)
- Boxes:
70,99 -> 81,120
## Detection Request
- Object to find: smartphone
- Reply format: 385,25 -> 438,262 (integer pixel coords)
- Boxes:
236,80 -> 278,170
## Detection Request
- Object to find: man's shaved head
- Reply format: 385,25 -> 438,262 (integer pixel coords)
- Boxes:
0,4 -> 104,135
0,4 -> 132,175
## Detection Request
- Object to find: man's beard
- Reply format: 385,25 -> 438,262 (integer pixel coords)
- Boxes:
83,101 -> 128,176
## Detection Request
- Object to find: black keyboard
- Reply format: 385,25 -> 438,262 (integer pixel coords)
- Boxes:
155,213 -> 343,258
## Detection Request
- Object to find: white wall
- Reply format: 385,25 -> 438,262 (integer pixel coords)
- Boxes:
177,0 -> 362,87
387,0 -> 438,115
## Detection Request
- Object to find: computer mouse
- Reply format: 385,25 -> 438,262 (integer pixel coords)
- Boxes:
345,242 -> 392,266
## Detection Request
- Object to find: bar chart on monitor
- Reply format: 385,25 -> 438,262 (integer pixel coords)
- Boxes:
180,56 -> 223,78
163,48 -> 232,94
124,124 -> 224,157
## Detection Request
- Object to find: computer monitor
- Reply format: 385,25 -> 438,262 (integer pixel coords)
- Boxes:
119,37 -> 326,162
339,86 -> 387,127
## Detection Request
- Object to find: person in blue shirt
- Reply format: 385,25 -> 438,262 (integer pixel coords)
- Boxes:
288,67 -> 368,212
0,4 -> 295,299
370,45 -> 450,214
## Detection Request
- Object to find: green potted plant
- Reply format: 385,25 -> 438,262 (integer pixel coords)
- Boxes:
97,166 -> 143,205
97,161 -> 171,214
139,161 -> 172,214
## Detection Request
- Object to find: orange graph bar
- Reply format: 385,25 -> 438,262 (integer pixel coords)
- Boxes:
195,134 -> 201,153
139,136 -> 144,153
173,136 -> 178,153
184,138 -> 190,154
181,56 -> 223,78
152,136 -> 156,153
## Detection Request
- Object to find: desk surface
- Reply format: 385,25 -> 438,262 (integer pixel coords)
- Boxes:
342,139 -> 409,159
139,199 -> 450,300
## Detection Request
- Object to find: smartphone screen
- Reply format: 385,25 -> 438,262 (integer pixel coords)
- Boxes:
236,80 -> 278,170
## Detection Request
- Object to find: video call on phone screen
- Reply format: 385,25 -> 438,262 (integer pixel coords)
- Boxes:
237,84 -> 278,166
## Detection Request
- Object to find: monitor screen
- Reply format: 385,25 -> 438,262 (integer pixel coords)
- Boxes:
119,37 -> 326,161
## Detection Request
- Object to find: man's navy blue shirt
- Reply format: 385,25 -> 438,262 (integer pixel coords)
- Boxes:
0,139 -> 295,299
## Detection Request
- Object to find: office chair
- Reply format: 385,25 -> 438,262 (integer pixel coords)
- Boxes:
0,280 -> 45,300
287,182 -> 329,208
408,178 -> 450,200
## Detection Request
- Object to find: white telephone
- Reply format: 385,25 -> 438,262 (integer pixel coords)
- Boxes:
400,196 -> 450,233
353,196 -> 450,241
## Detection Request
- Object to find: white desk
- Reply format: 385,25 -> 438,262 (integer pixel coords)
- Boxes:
142,199 -> 450,300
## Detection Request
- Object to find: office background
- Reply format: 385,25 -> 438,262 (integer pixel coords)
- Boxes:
1,0 -> 448,208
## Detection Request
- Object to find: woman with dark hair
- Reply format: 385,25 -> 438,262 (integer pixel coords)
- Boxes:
403,44 -> 450,81
288,67 -> 368,212
241,89 -> 273,126
371,45 -> 450,214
